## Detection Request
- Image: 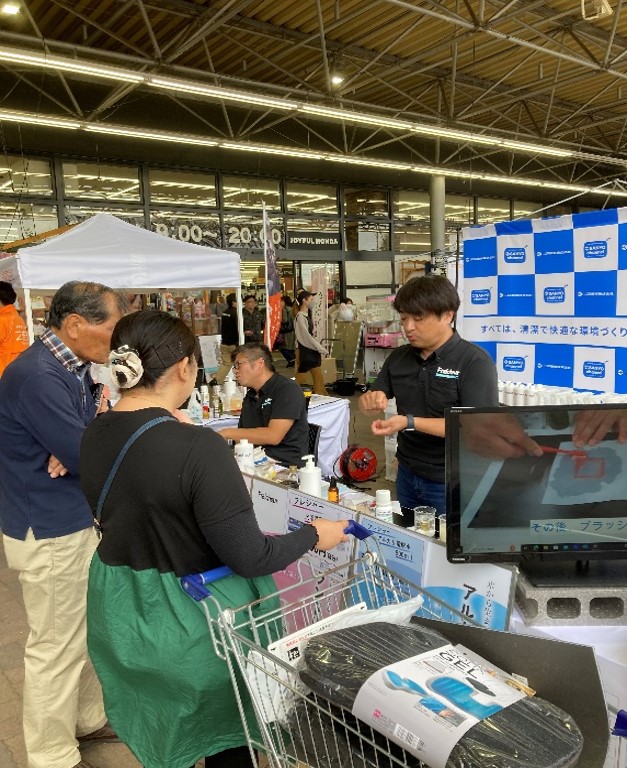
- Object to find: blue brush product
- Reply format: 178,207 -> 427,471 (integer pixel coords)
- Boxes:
427,676 -> 503,719
383,669 -> 427,696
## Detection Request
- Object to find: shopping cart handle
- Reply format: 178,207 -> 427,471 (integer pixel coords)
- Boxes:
612,709 -> 627,737
180,565 -> 233,601
344,520 -> 375,540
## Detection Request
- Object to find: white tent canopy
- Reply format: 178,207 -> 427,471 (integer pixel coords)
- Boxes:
2,213 -> 241,290
0,214 -> 244,343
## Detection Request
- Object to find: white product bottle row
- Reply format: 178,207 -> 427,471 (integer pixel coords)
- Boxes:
498,381 -> 627,407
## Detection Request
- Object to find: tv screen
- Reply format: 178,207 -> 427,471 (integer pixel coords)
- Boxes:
445,404 -> 627,583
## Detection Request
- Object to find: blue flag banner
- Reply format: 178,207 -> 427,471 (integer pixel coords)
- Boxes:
461,208 -> 627,394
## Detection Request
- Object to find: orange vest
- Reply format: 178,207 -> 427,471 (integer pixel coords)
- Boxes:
0,304 -> 29,377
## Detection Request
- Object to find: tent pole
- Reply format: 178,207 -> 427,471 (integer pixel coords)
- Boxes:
23,288 -> 35,345
235,287 -> 244,345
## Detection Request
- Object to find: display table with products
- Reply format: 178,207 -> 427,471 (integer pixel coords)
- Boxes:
205,394 -> 349,477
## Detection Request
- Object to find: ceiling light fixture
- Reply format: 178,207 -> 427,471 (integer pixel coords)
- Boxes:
1,3 -> 20,14
0,46 -> 609,164
1,108 -> 626,199
149,76 -> 298,110
85,124 -> 219,146
0,46 -> 144,82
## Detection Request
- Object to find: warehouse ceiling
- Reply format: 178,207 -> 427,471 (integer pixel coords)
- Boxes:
1,0 -> 627,199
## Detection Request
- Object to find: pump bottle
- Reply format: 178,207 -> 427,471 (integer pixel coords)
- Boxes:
298,455 -> 322,497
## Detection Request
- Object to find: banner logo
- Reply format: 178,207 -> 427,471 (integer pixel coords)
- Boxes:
583,361 -> 606,378
470,289 -> 491,304
583,240 -> 608,259
504,246 -> 526,263
503,356 -> 526,372
543,286 -> 566,303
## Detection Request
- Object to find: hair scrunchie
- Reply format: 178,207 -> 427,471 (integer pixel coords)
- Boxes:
109,345 -> 144,389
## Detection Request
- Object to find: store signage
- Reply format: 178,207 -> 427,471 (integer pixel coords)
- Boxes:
287,230 -> 340,249
153,218 -> 222,249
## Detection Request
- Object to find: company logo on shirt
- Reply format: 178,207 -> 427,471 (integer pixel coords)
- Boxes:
435,367 -> 460,379
261,397 -> 273,407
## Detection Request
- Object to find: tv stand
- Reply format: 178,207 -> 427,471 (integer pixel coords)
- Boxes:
521,559 -> 627,589
514,563 -> 627,627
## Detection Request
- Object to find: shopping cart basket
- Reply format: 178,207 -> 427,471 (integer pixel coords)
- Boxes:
182,550 -> 481,768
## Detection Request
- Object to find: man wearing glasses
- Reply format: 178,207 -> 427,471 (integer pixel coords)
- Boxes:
0,281 -> 127,768
220,342 -> 309,467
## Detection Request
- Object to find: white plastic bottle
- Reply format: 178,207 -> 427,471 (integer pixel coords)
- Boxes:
234,438 -> 254,472
375,489 -> 394,524
188,388 -> 203,423
298,455 -> 322,497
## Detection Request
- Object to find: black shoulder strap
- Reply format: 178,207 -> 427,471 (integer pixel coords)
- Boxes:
94,415 -> 176,524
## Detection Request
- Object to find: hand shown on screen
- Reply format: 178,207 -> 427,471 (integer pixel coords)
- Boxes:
572,409 -> 627,448
461,413 -> 543,459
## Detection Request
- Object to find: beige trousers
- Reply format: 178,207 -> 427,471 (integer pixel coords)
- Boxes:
4,527 -> 106,768
215,343 -> 237,384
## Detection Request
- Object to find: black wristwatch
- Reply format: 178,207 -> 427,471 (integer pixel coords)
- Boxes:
404,414 -> 415,431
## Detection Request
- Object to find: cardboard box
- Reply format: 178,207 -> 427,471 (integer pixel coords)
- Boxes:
321,357 -> 337,385
415,617 -> 610,767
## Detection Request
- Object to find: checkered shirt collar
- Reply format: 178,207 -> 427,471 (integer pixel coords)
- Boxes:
40,328 -> 91,379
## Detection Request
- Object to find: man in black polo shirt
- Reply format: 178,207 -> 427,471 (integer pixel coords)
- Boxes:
220,342 -> 309,467
359,275 -> 498,514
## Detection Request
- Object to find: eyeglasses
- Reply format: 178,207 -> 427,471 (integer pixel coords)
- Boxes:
232,358 -> 260,370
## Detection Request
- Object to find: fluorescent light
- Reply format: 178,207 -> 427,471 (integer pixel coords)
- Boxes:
1,3 -> 20,14
0,108 -> 626,198
0,46 -> 612,164
85,124 -> 218,146
0,109 -> 80,129
221,141 -> 323,159
300,104 -> 413,131
500,140 -> 573,158
150,76 -> 298,110
0,46 -> 144,82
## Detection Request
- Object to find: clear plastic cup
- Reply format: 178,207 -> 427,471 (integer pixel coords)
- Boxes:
438,514 -> 447,543
413,506 -> 436,536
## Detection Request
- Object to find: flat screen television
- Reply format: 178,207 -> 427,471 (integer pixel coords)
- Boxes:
445,404 -> 627,586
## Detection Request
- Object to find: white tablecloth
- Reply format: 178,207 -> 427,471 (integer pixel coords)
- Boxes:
204,394 -> 350,477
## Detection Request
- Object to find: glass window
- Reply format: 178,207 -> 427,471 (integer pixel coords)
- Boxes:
286,218 -> 340,249
393,189 -> 429,220
513,200 -> 542,219
345,221 -> 390,251
221,175 -> 280,211
0,202 -> 57,244
62,161 -> 140,201
64,205 -> 145,227
286,181 -> 338,215
344,186 -> 388,217
223,214 -> 284,248
445,194 -> 475,225
394,221 -> 431,254
150,211 -> 221,248
0,156 -> 52,196
149,169 -> 216,207
477,197 -> 511,224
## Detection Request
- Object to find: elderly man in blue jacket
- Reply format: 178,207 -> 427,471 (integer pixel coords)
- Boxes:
0,281 -> 126,768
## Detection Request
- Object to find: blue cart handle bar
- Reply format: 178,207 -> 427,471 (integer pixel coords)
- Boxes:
180,520 -> 374,602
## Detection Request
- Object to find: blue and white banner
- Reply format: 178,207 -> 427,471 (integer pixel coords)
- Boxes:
461,208 -> 627,393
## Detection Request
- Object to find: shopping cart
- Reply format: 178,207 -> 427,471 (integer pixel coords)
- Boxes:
182,549 -> 482,768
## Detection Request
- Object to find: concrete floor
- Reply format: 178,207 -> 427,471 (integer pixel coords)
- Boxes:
0,363 -> 395,768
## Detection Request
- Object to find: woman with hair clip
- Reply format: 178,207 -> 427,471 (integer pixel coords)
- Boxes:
294,290 -> 328,395
80,310 -> 348,768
